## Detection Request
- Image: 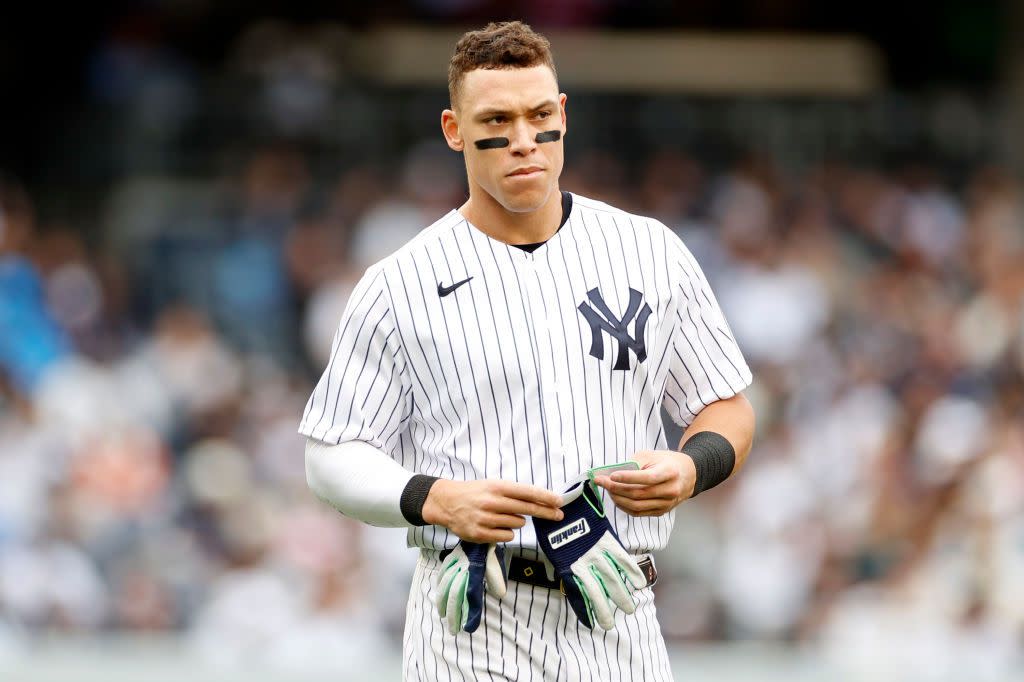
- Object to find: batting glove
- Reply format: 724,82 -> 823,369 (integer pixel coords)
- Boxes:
435,541 -> 507,634
533,480 -> 646,630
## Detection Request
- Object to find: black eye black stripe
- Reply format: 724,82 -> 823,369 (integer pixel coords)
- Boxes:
473,131 -> 561,150
474,137 -> 510,149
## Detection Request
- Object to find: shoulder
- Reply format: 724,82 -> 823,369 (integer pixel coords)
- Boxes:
572,193 -> 636,220
572,194 -> 705,286
571,193 -> 673,237
571,193 -> 685,256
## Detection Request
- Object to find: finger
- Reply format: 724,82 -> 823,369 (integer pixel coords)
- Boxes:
598,481 -> 648,499
599,479 -> 680,500
610,495 -> 672,515
614,498 -> 671,514
486,498 -> 563,522
492,481 -> 563,509
593,476 -> 647,491
478,512 -> 527,529
479,528 -> 517,543
608,465 -> 673,486
457,527 -> 516,543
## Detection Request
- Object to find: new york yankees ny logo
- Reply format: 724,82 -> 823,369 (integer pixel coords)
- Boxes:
577,288 -> 652,370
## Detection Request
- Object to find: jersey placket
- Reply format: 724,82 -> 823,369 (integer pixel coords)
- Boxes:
518,250 -> 564,492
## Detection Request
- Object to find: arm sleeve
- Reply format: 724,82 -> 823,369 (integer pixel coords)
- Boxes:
298,265 -> 413,447
661,228 -> 753,427
305,438 -> 415,527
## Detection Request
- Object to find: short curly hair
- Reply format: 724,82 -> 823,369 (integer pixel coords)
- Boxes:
448,21 -> 557,108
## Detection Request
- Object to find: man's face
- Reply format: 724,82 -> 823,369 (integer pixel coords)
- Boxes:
444,65 -> 566,214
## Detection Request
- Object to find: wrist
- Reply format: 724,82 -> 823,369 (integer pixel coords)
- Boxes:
670,451 -> 698,500
420,478 -> 453,527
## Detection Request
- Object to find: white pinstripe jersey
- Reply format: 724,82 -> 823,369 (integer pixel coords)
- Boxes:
299,192 -> 752,554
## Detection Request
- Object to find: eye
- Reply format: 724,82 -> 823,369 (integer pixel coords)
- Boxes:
534,110 -> 551,120
486,115 -> 507,124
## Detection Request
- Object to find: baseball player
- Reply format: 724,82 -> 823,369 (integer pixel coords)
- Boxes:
301,21 -> 755,681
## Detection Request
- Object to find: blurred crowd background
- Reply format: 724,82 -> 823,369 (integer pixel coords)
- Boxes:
2,1 -> 1023,680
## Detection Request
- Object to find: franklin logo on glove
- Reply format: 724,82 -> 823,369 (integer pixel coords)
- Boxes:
548,518 -> 590,549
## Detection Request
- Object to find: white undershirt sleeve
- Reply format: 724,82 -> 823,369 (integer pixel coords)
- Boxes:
304,437 -> 416,527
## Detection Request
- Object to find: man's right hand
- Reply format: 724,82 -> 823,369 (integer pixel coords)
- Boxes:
422,479 -> 564,543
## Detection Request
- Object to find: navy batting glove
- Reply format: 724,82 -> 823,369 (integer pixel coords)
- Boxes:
533,480 -> 646,630
435,541 -> 507,634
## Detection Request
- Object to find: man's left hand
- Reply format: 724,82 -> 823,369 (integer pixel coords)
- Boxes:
592,451 -> 696,517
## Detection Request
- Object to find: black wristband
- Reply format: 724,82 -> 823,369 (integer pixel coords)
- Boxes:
680,431 -> 736,497
400,474 -> 441,526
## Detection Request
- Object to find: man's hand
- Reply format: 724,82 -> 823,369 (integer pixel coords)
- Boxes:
422,479 -> 564,543
593,451 -> 697,517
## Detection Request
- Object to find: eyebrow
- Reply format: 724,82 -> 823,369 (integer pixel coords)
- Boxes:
474,100 -> 558,120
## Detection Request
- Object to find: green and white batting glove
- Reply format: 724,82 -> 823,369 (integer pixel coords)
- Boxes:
435,541 -> 507,634
533,480 -> 646,630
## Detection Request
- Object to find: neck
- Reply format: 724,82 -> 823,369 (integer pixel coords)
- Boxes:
459,186 -> 563,245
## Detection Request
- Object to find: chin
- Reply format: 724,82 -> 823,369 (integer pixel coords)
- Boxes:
497,185 -> 552,214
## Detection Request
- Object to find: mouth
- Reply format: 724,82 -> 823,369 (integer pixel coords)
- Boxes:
507,166 -> 544,178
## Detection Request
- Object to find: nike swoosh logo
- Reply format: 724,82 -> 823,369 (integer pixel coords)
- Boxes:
437,276 -> 474,297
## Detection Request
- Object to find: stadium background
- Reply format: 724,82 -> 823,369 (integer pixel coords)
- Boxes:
2,2 -> 1023,680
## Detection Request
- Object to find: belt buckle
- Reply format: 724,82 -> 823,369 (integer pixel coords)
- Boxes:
636,555 -> 658,586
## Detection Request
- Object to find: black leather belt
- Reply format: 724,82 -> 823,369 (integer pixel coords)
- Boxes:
508,555 -> 658,591
435,549 -> 658,591
507,555 -> 561,590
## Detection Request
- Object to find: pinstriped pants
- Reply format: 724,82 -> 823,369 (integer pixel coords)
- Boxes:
403,548 -> 675,681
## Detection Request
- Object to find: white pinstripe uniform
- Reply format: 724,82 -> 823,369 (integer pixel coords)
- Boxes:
299,192 -> 752,681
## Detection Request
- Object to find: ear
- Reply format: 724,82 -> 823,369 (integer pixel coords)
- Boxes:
559,93 -> 568,136
441,109 -> 464,152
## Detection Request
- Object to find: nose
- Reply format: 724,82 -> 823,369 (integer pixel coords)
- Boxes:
507,118 -> 537,155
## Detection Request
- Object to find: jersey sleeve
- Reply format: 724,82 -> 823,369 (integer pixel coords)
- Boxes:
660,228 -> 753,428
298,265 -> 413,448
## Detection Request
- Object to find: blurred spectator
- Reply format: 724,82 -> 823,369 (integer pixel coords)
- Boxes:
0,177 -> 72,396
